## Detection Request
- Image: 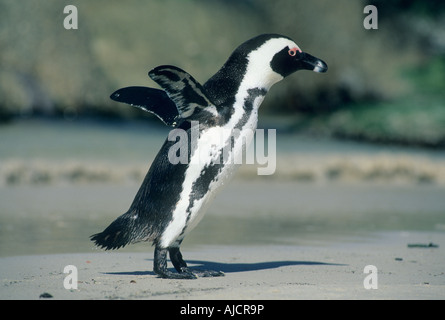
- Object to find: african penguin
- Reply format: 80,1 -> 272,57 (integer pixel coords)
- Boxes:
91,34 -> 327,279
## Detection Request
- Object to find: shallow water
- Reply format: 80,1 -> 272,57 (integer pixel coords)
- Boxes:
1,119 -> 445,257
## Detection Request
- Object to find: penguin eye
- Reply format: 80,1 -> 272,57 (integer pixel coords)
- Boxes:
288,47 -> 300,57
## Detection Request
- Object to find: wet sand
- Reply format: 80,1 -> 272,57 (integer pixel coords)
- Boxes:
1,181 -> 444,257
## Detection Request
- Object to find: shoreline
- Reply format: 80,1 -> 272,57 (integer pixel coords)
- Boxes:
1,181 -> 445,258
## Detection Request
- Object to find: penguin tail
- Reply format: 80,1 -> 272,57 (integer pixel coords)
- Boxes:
90,231 -> 126,250
90,214 -> 139,250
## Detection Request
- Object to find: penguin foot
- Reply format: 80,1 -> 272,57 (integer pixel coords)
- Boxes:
156,269 -> 198,280
182,267 -> 225,278
153,246 -> 197,279
155,267 -> 223,279
154,246 -> 224,279
169,246 -> 224,277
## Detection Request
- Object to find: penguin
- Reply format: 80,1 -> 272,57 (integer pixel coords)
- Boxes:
91,34 -> 327,279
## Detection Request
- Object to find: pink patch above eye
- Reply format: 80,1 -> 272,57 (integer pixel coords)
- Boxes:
288,47 -> 302,56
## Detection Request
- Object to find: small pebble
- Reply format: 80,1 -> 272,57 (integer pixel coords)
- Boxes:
39,292 -> 53,299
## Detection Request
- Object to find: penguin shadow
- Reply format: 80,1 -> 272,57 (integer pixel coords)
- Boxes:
105,259 -> 345,277
186,259 -> 345,274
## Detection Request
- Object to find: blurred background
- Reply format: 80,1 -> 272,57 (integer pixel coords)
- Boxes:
1,0 -> 445,145
1,0 -> 444,257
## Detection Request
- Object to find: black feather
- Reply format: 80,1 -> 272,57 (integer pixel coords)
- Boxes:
91,131 -> 192,249
110,86 -> 180,126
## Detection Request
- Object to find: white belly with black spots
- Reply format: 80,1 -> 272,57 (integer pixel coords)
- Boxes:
159,97 -> 262,248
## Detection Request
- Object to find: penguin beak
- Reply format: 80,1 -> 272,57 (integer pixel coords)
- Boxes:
298,52 -> 328,73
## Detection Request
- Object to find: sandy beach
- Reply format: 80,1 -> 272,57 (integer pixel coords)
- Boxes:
1,231 -> 444,300
1,121 -> 444,300
1,180 -> 444,300
2,0 -> 445,305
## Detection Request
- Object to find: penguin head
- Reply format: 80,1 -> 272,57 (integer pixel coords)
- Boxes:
233,34 -> 328,89
204,34 -> 328,105
268,37 -> 328,77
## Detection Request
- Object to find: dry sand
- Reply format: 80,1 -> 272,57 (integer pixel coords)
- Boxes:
1,231 -> 444,300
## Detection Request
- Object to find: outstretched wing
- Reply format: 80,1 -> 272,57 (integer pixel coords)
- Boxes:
110,66 -> 216,127
110,86 -> 180,127
148,65 -> 214,118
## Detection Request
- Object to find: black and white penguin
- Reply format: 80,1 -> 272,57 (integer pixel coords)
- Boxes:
91,34 -> 327,279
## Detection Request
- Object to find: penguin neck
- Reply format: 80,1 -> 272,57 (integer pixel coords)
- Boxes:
230,86 -> 266,131
205,71 -> 268,130
204,56 -> 278,108
203,50 -> 281,128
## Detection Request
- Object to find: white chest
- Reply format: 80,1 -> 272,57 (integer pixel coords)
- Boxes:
159,91 -> 265,248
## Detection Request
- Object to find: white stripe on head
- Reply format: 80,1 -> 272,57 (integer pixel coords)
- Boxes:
242,37 -> 300,90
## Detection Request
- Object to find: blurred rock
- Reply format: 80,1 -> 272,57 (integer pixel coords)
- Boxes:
0,0 -> 442,122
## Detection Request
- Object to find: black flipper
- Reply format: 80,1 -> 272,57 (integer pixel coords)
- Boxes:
148,65 -> 214,119
110,86 -> 180,127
